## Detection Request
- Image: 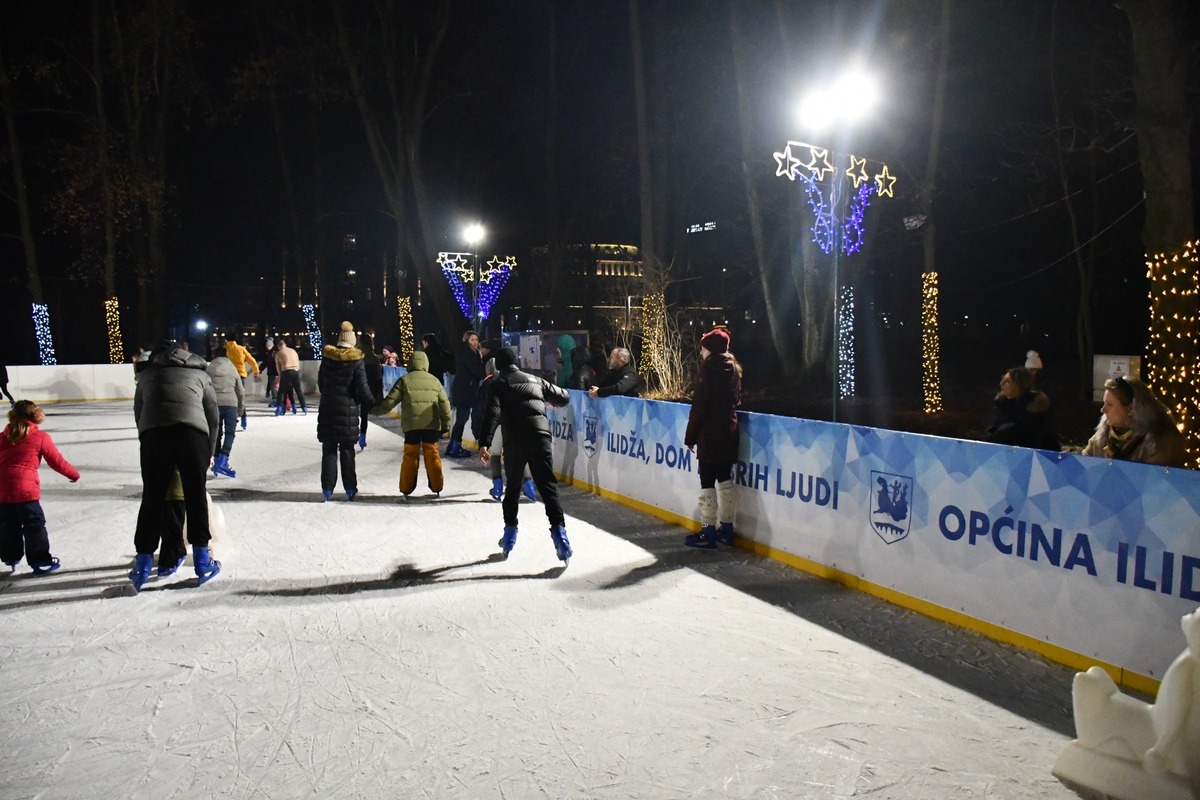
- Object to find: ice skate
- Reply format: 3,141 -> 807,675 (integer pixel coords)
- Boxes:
521,479 -> 537,502
358,433 -> 367,451
322,490 -> 333,502
157,554 -> 186,577
550,525 -> 572,563
715,522 -> 735,546
212,453 -> 236,478
193,546 -> 220,585
685,526 -> 718,549
29,557 -> 61,576
499,525 -> 518,558
489,477 -> 503,501
128,554 -> 153,591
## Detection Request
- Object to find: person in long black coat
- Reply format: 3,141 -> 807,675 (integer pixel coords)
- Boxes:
421,333 -> 450,387
683,328 -> 742,549
317,322 -> 375,501
357,331 -> 382,450
447,331 -> 485,457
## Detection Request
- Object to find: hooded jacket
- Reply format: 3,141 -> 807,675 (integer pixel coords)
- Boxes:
555,334 -> 578,389
134,344 -> 220,454
0,423 -> 79,504
206,356 -> 245,414
371,350 -> 452,434
684,351 -> 742,464
317,344 -> 374,443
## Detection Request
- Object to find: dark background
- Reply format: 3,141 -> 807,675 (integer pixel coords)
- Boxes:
1,1 -> 1197,445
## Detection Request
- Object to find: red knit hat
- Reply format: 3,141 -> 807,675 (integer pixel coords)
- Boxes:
700,328 -> 730,354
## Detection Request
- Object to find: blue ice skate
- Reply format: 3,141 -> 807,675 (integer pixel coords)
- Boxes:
193,546 -> 220,585
498,525 -> 518,558
489,477 -> 503,501
521,479 -> 537,502
30,557 -> 61,576
129,554 -> 153,591
684,526 -> 718,550
157,554 -> 186,578
550,525 -> 572,563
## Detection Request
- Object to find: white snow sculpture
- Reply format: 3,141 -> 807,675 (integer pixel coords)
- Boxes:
1053,607 -> 1200,800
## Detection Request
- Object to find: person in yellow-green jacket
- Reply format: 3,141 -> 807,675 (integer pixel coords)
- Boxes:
371,349 -> 452,499
224,337 -> 260,430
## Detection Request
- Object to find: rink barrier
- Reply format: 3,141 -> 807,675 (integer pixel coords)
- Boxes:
543,391 -> 1200,696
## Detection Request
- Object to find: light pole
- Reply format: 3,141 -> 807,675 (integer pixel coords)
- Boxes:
463,223 -> 485,332
780,69 -> 883,422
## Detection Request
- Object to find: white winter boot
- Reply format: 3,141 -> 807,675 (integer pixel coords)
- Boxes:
716,480 -> 737,545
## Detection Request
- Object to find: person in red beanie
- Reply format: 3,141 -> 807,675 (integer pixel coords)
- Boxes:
683,328 -> 742,548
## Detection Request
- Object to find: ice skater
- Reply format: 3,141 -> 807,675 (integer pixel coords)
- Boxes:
472,357 -> 535,502
683,327 -> 742,549
131,341 -> 220,590
476,346 -> 572,562
370,348 -> 451,499
0,401 -> 79,574
207,339 -> 245,478
317,321 -> 375,501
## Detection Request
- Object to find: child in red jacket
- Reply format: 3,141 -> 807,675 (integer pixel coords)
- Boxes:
0,400 -> 79,574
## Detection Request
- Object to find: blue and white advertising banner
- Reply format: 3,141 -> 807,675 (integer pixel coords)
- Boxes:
549,392 -> 1200,680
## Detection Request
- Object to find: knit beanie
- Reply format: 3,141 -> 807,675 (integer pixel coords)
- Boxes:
700,328 -> 730,355
494,346 -> 518,369
337,321 -> 357,348
1025,350 -> 1043,370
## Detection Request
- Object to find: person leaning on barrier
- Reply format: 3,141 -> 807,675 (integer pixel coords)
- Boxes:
984,366 -> 1058,451
1082,375 -> 1188,467
587,347 -> 640,398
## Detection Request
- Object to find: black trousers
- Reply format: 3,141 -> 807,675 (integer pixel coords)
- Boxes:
321,441 -> 358,492
135,425 -> 211,555
276,369 -> 306,410
502,432 -> 563,527
0,501 -> 53,566
698,461 -> 733,489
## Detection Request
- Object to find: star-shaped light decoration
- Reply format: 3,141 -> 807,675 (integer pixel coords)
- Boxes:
437,252 -> 474,283
773,143 -> 801,180
874,164 -> 896,197
480,256 -> 517,283
846,155 -> 870,189
808,147 -> 835,182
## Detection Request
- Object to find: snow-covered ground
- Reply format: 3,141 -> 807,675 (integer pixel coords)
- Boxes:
1,401 -> 1084,799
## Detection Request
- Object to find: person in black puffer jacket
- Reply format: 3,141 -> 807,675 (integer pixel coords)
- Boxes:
131,340 -> 220,588
477,347 -> 572,562
317,321 -> 376,501
357,330 -> 382,451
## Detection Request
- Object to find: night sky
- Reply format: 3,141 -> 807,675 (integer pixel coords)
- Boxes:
1,0 -> 1197,404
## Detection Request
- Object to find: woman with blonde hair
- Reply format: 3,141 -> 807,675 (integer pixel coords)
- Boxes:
1082,375 -> 1188,467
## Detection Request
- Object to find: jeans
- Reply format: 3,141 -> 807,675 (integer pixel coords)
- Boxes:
215,405 -> 238,456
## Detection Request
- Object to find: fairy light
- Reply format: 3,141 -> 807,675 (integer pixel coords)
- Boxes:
32,303 -> 57,365
437,251 -> 514,322
302,304 -> 322,358
921,273 -> 943,413
641,293 -> 666,379
1145,239 -> 1198,463
396,296 -> 414,364
104,297 -> 124,364
838,286 -> 855,398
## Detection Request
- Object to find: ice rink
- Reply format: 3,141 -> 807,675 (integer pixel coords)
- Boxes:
1,401 -> 1085,799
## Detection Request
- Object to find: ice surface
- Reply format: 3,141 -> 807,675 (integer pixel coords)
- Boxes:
0,402 -> 1083,798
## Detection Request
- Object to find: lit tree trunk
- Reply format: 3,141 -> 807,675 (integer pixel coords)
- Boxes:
919,0 -> 952,413
93,0 -> 123,362
1119,0 -> 1197,452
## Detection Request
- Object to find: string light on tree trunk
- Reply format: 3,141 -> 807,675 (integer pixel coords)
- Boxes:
641,293 -> 666,379
1145,239 -> 1198,463
396,296 -> 414,364
921,273 -> 943,413
302,304 -> 322,358
32,303 -> 57,365
104,297 -> 124,364
838,286 -> 855,398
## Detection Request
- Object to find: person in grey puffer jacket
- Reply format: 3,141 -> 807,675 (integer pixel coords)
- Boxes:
130,341 -> 221,590
207,341 -> 245,478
